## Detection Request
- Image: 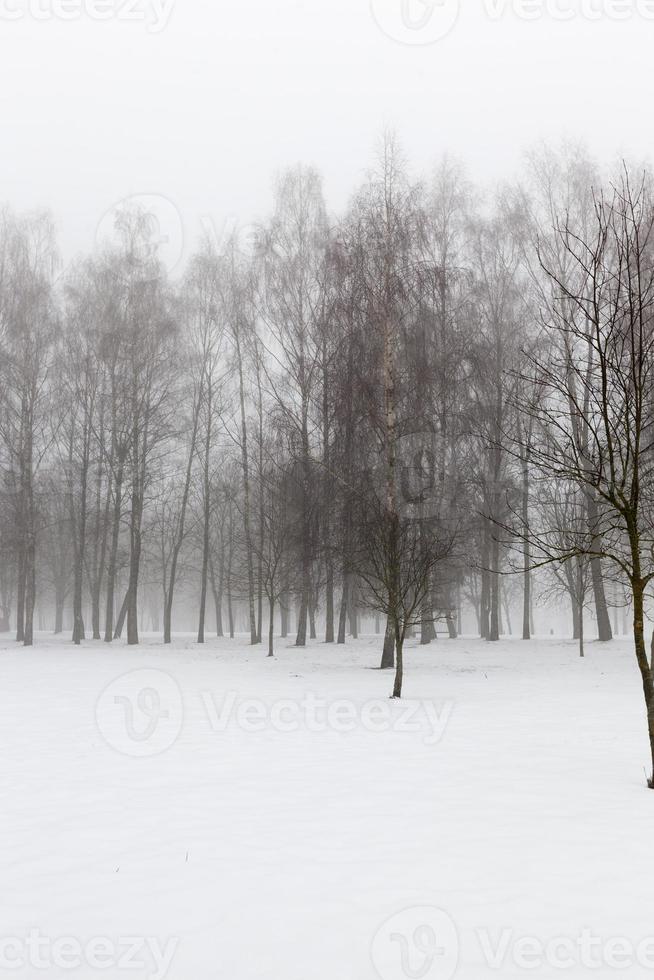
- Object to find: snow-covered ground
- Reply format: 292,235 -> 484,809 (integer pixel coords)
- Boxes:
2,632 -> 654,979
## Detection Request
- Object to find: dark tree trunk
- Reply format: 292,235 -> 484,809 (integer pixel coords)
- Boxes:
71,486 -> 87,646
164,394 -> 202,644
572,594 -> 581,640
126,489 -> 141,646
502,590 -> 512,636
209,553 -> 224,637
421,598 -> 436,645
91,589 -> 102,640
445,606 -> 457,639
280,591 -> 289,638
337,574 -> 348,645
522,454 -> 531,640
54,591 -> 65,634
489,531 -> 500,641
114,589 -> 128,639
590,555 -> 613,642
632,580 -> 654,782
347,579 -> 358,639
578,600 -> 584,658
16,545 -> 26,642
227,587 -> 234,639
309,599 -> 316,640
268,597 -> 275,657
104,457 -> 124,643
587,494 -> 612,641
90,418 -> 110,641
198,393 -> 213,645
126,400 -> 148,648
23,540 -> 35,646
380,615 -> 395,669
296,591 -> 308,647
324,566 -> 334,644
162,599 -> 172,646
392,624 -> 403,698
234,328 -> 258,645
480,523 -> 490,640
420,533 -> 435,644
22,436 -> 36,649
322,343 -> 334,644
68,413 -> 91,646
256,352 -> 265,645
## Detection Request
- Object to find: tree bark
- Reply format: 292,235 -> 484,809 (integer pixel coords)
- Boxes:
392,621 -> 403,698
587,494 -> 612,641
337,573 -> 348,645
480,521 -> 490,640
23,538 -> 35,646
54,589 -> 64,634
632,580 -> 654,782
198,386 -> 213,644
15,544 -> 26,643
347,578 -> 358,639
268,597 -> 275,657
522,453 -> 531,640
234,326 -> 258,645
104,454 -> 124,643
590,554 -> 613,642
380,615 -> 395,669
70,422 -> 90,646
280,590 -> 289,638
489,530 -> 500,641
126,482 -> 142,646
322,338 -> 334,643
209,552 -> 224,637
309,598 -> 316,640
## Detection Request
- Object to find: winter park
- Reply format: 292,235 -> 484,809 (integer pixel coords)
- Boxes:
3,2 -> 654,979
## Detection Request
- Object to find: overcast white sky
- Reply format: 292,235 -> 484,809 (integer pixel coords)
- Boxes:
1,0 -> 651,266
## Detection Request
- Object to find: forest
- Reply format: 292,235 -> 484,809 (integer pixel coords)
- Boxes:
2,136 -> 654,765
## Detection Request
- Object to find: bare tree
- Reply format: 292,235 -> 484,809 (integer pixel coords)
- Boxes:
352,486 -> 455,698
253,437 -> 295,656
0,210 -> 57,645
519,142 -> 614,641
258,166 -> 328,647
525,167 -> 654,783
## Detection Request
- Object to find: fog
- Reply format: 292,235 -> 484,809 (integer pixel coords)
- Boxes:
2,0 -> 652,265
3,6 -> 654,979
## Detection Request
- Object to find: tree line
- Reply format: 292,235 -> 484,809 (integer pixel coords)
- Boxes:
3,137 -> 653,751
